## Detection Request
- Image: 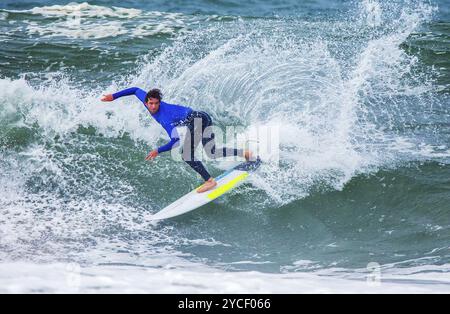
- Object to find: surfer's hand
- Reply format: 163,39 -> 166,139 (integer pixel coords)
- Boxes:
145,150 -> 158,161
101,94 -> 114,102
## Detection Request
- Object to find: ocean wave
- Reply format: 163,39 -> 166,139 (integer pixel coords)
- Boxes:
0,0 -> 449,282
27,2 -> 142,19
2,2 -> 206,39
1,1 -> 448,206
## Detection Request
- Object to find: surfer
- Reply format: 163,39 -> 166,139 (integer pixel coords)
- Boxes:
101,88 -> 253,193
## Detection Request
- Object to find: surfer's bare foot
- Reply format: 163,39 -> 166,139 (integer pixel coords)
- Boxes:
197,178 -> 217,193
244,150 -> 253,161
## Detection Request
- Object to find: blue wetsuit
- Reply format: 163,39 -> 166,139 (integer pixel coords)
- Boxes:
112,87 -> 243,181
113,87 -> 192,153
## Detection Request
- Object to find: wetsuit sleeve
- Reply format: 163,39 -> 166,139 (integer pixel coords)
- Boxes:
157,138 -> 179,154
157,129 -> 180,154
112,87 -> 147,103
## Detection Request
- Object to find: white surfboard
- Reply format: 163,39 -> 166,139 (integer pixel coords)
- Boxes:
149,158 -> 262,221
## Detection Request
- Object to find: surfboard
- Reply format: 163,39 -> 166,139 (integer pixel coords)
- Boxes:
149,157 -> 262,221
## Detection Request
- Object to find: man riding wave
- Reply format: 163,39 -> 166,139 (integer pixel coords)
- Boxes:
101,88 -> 253,193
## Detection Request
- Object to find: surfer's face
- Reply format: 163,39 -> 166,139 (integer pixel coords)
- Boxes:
146,97 -> 160,114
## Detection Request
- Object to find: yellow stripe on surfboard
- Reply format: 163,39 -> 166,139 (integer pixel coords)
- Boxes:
206,172 -> 249,200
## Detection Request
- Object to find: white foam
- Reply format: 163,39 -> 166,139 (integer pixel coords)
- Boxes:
28,2 -> 142,19
26,19 -> 128,40
132,28 -> 376,204
0,77 -> 162,144
361,0 -> 383,27
0,11 -> 8,21
1,262 -> 449,293
10,2 -> 197,39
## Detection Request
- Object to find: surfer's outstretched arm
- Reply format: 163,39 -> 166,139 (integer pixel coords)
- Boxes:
145,138 -> 179,161
157,138 -> 179,154
101,87 -> 147,103
146,129 -> 180,161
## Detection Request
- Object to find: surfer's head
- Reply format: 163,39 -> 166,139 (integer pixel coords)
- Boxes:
145,89 -> 162,114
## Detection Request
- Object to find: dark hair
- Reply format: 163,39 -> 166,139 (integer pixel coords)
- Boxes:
145,88 -> 163,103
